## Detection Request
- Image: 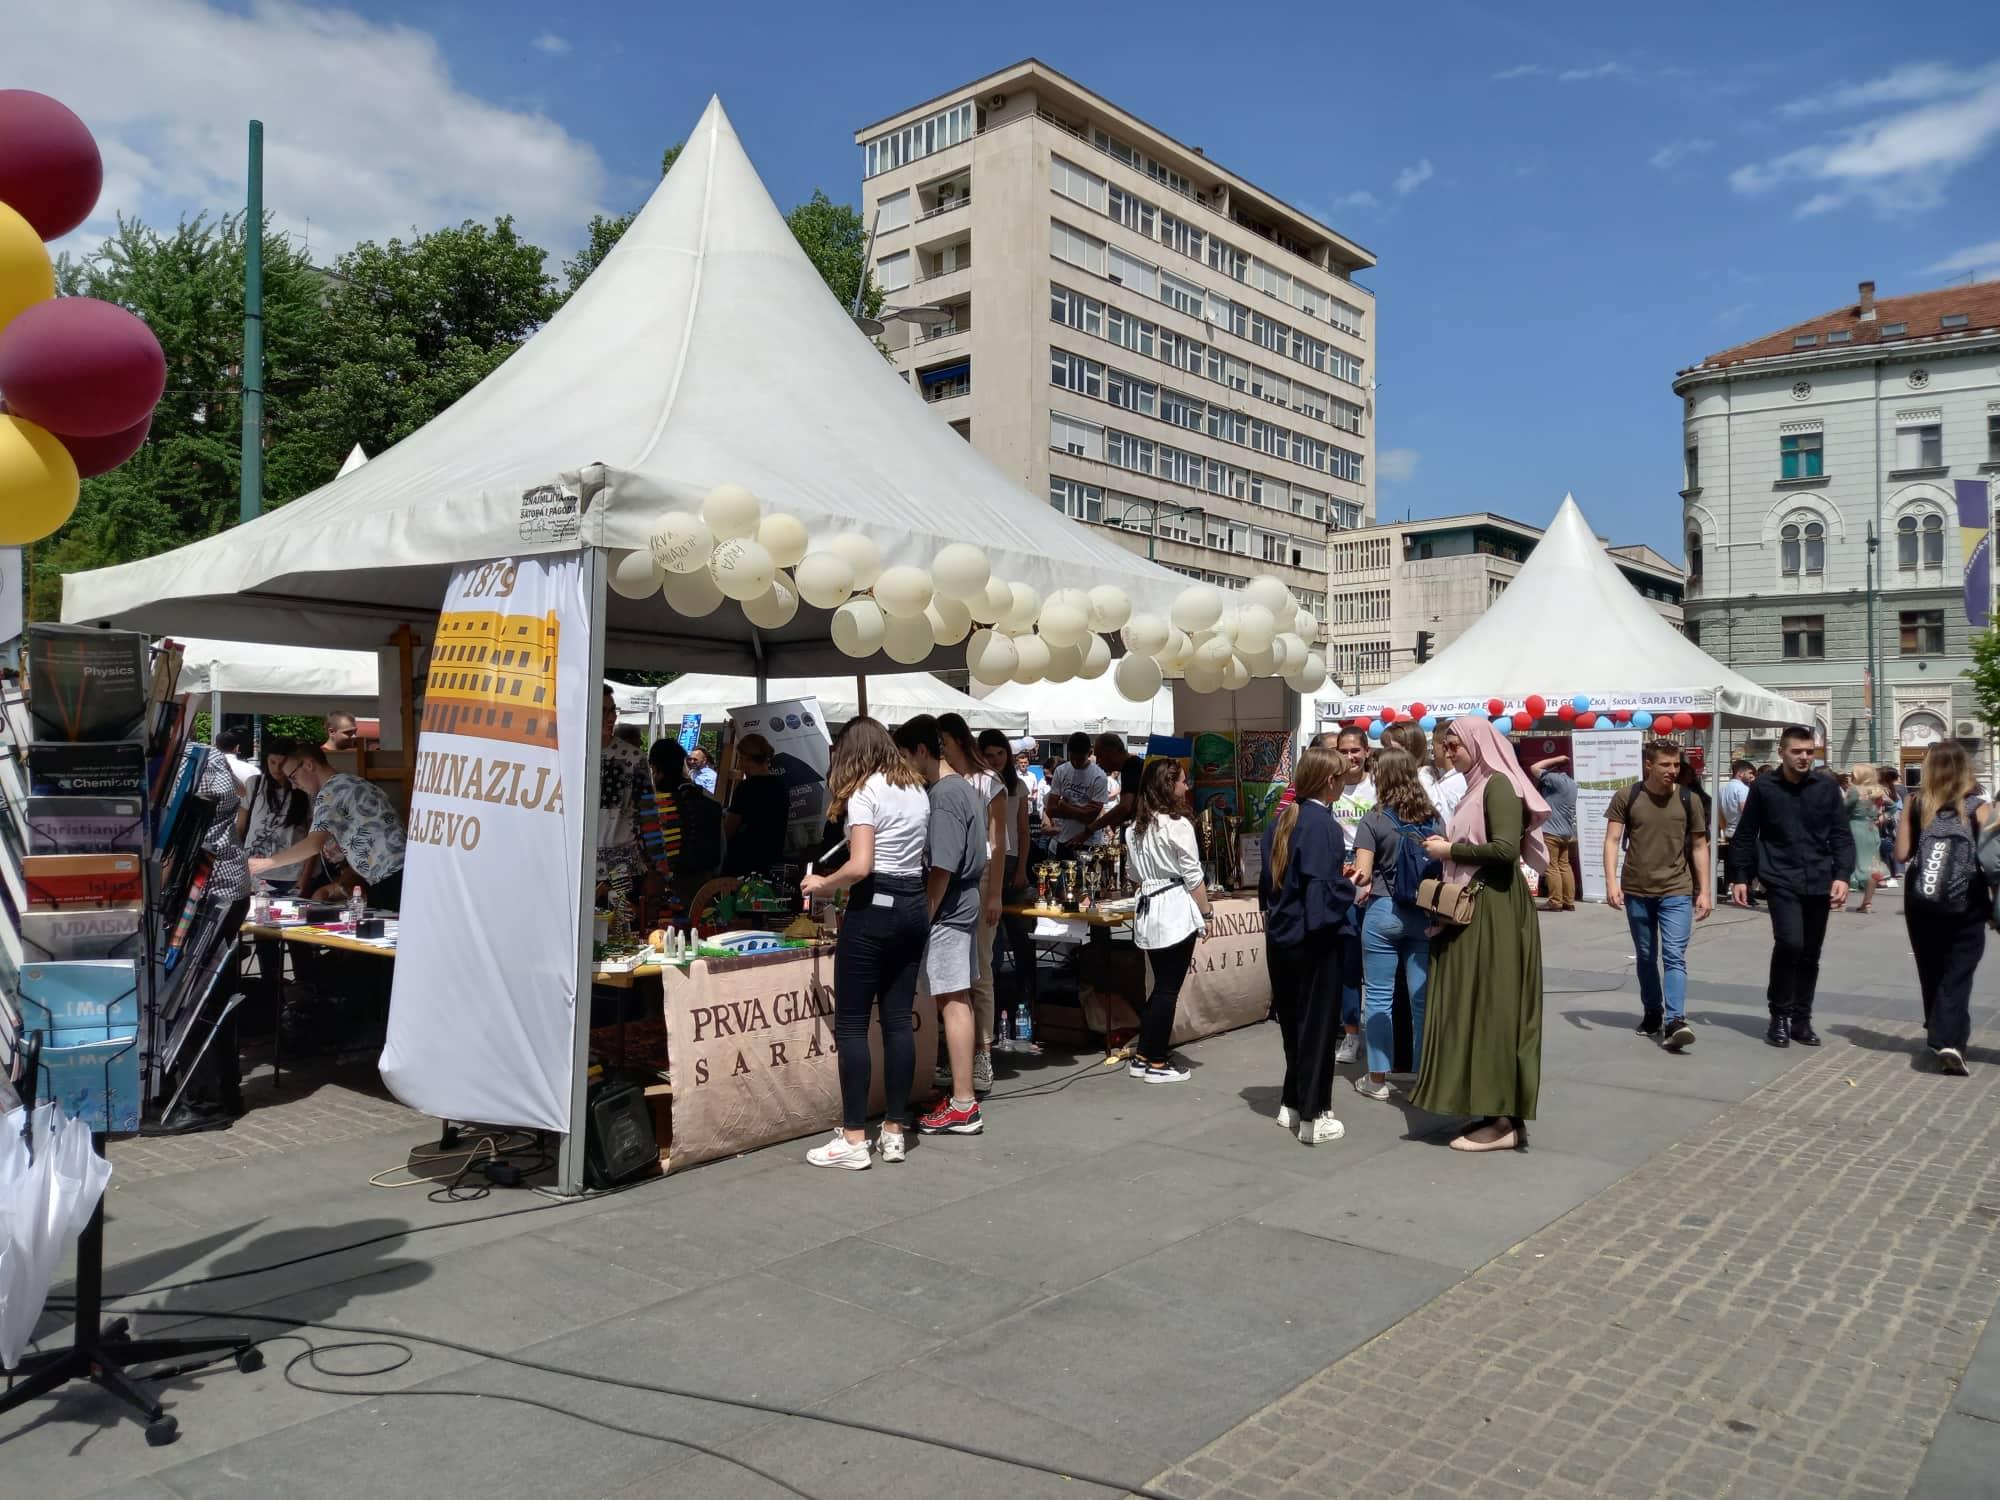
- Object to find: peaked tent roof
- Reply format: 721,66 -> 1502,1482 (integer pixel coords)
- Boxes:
62,98 -> 1186,676
171,637 -> 381,716
637,672 -> 1026,734
1335,496 -> 1810,727
975,673 -> 1177,739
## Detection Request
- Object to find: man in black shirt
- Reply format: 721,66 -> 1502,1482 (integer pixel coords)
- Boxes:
1727,725 -> 1854,1048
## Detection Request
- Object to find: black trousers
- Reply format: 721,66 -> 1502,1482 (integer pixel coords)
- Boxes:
1906,910 -> 1987,1052
1765,888 -> 1832,1021
1268,936 -> 1301,1106
1288,931 -> 1344,1118
1138,932 -> 1198,1064
832,875 -> 929,1130
1000,881 -> 1038,1014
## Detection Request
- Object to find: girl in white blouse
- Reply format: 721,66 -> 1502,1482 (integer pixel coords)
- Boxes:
1121,758 -> 1212,1082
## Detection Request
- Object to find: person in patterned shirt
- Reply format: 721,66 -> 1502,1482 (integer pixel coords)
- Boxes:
251,745 -> 408,910
596,686 -> 650,910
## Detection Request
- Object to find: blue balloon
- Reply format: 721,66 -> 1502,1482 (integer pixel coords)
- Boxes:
1493,714 -> 1511,730
1419,715 -> 1438,733
1570,694 -> 1591,714
1632,710 -> 1654,730
1367,719 -> 1385,738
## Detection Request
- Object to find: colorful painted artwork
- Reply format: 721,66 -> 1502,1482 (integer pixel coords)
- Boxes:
1239,781 -> 1286,833
1191,731 -> 1237,782
1194,784 -> 1239,819
1237,730 -> 1294,785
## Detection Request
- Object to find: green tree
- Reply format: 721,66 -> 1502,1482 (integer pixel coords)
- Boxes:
1965,628 -> 2000,731
294,217 -> 560,478
563,144 -> 683,294
28,214 -> 331,618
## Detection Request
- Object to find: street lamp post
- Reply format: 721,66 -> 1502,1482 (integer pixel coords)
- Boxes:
1865,522 -> 1880,764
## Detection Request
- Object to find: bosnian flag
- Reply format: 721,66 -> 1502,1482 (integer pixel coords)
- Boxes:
1957,478 -> 1992,628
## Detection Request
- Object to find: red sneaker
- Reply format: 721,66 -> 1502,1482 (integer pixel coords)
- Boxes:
917,1097 -> 984,1135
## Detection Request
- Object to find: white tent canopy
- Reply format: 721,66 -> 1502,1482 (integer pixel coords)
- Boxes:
61,97 -> 1186,678
171,637 -> 380,716
638,672 -> 1026,734
1324,495 -> 1812,728
977,674 -> 1177,740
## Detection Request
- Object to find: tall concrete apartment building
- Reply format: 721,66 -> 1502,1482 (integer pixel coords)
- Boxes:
855,61 -> 1377,640
1324,513 -> 1684,693
1675,280 -> 2000,768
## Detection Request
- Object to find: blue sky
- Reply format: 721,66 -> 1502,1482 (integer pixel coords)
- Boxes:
15,1 -> 2000,556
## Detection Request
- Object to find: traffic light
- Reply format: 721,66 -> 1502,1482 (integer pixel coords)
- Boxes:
1414,630 -> 1433,664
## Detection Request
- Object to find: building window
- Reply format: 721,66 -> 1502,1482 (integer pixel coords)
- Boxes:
1943,313 -> 1970,329
1782,615 -> 1824,660
1900,609 -> 1945,656
1107,245 -> 1157,297
1686,529 -> 1702,591
1050,477 -> 1103,523
1779,516 -> 1824,577
1050,284 -> 1102,336
1685,619 -> 1701,647
1780,431 -> 1823,479
1794,334 -> 1818,348
1051,157 -> 1107,212
876,191 -> 911,231
875,251 -> 910,293
1051,220 -> 1106,275
1050,412 -> 1103,460
1880,321 -> 1907,336
1050,349 -> 1102,399
1159,272 -> 1204,319
1896,423 -> 1943,470
1105,367 -> 1156,418
862,100 -> 975,178
1827,330 -> 1852,344
1897,511 -> 1944,570
1106,185 -> 1156,239
1990,412 -> 2000,464
1684,445 -> 1699,492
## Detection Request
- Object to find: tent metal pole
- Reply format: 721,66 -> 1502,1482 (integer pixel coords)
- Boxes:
557,547 -> 610,1197
751,628 -> 767,706
856,675 -> 868,720
1708,693 -> 1722,897
209,690 -> 222,743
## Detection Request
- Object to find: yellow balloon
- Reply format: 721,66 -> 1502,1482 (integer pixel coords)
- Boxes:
0,201 -> 55,335
0,414 -> 81,545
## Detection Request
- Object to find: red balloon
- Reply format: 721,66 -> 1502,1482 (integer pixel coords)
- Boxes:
1510,710 -> 1533,731
1557,703 -> 1577,722
1692,713 -> 1713,729
1611,708 -> 1632,723
0,91 -> 102,240
1486,697 -> 1505,717
1576,712 -> 1598,729
1408,701 -> 1427,719
0,298 -> 165,437
55,412 -> 150,478
1379,705 -> 1398,723
1524,694 -> 1547,718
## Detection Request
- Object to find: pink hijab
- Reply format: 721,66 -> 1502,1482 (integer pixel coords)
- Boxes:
1445,715 -> 1551,878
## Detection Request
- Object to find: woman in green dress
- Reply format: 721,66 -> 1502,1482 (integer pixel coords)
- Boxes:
1411,714 -> 1550,1152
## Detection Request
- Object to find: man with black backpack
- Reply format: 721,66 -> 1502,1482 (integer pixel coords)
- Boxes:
1605,739 -> 1712,1052
1729,725 -> 1853,1049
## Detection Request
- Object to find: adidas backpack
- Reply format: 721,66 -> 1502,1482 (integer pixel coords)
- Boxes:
1908,802 -> 1978,918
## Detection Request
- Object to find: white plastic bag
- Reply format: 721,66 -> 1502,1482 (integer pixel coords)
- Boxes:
0,1103 -> 113,1369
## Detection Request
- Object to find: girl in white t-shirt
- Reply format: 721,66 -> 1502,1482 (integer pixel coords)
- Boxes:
799,718 -> 931,1170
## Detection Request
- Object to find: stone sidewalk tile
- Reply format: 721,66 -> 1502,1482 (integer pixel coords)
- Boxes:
106,1071 -> 418,1185
1149,1025 -> 2000,1500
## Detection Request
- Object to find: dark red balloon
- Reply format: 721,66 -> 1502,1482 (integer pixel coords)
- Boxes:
0,297 -> 165,437
57,412 -> 151,478
1510,710 -> 1532,731
1576,712 -> 1598,729
1557,702 -> 1577,721
1379,705 -> 1398,723
0,91 -> 102,240
1524,694 -> 1547,718
1486,697 -> 1505,717
1408,701 -> 1427,719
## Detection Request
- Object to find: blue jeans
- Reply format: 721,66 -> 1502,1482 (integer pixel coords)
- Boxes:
1360,897 -> 1429,1074
1626,894 -> 1693,1024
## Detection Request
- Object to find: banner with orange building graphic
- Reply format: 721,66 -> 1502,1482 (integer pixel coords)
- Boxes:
382,555 -> 592,1131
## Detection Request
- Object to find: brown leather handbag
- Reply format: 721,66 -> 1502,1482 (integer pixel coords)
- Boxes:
1414,876 -> 1481,926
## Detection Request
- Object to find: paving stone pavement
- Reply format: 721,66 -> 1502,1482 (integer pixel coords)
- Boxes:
1149,1020 -> 2000,1500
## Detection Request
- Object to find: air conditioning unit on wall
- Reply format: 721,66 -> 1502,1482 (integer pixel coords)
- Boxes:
1957,719 -> 1980,737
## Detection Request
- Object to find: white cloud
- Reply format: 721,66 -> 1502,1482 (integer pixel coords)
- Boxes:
531,32 -> 571,55
1558,62 -> 1631,82
1649,138 -> 1715,170
1929,238 -> 2000,275
1392,159 -> 1434,197
1332,189 -> 1379,211
17,0 -> 608,263
1492,64 -> 1545,81
1734,60 -> 2000,216
1377,449 -> 1419,484
1713,302 -> 1753,327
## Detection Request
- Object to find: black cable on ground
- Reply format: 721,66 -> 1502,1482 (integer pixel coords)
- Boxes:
67,1302 -> 1188,1500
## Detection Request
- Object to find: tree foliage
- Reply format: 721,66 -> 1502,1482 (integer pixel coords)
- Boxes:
1965,629 -> 2000,730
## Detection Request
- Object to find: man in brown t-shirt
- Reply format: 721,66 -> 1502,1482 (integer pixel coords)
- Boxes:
1604,739 -> 1712,1051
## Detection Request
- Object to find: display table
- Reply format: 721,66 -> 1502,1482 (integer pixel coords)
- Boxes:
240,922 -> 398,958
658,943 -> 936,1172
1073,893 -> 1270,1048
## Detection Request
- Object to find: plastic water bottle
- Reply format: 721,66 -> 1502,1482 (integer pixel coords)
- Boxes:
993,1005 -> 1012,1051
1014,1001 -> 1033,1045
346,886 -> 366,929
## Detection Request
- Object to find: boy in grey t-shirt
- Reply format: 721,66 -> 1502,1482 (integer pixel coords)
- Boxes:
894,716 -> 990,1137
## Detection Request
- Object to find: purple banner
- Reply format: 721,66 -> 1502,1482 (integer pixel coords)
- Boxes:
1958,479 -> 1991,628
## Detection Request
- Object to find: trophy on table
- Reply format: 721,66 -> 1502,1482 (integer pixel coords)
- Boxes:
1195,807 -> 1225,894
1035,861 -> 1054,907
1060,859 -> 1080,912
1081,852 -> 1103,913
1218,810 -> 1243,891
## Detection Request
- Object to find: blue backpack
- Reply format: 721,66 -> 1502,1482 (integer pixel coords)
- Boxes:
1382,810 -> 1441,906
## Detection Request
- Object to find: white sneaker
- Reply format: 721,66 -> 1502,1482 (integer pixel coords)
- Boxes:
1127,1058 -> 1149,1079
1335,1033 -> 1361,1065
1939,1047 -> 1968,1076
1276,1104 -> 1298,1130
973,1051 -> 994,1094
1299,1112 -> 1346,1145
1141,1060 -> 1191,1083
875,1130 -> 907,1163
806,1131 -> 872,1170
1353,1075 -> 1394,1101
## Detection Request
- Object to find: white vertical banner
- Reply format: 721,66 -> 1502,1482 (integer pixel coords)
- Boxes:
0,548 -> 21,645
728,698 -> 832,858
380,554 -> 591,1130
1574,729 -> 1642,904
